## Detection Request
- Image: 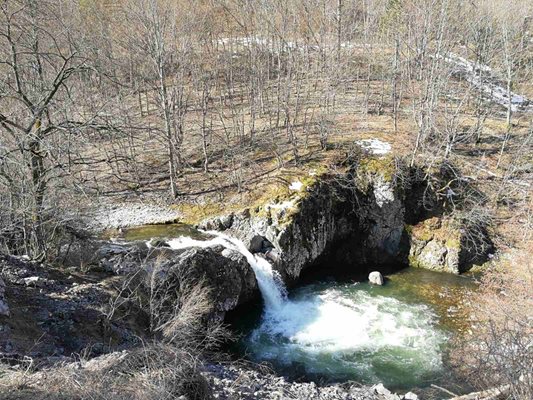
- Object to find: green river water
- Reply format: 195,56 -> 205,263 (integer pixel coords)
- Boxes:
115,224 -> 477,393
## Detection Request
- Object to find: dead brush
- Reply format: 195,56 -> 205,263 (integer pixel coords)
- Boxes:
0,344 -> 210,400
451,246 -> 533,400
0,265 -> 227,400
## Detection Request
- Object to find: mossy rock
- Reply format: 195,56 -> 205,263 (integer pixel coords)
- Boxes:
354,154 -> 397,193
408,216 -> 463,274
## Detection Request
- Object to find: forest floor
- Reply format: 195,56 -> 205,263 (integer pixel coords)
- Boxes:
88,92 -> 532,253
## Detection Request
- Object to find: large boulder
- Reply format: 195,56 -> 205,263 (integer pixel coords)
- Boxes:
407,216 -> 491,274
144,245 -> 257,321
60,238 -> 147,274
64,238 -> 258,322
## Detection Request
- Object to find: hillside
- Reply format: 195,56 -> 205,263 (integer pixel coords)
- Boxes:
0,1 -> 531,399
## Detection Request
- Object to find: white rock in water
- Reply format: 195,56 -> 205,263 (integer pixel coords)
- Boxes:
369,271 -> 384,285
403,392 -> 418,400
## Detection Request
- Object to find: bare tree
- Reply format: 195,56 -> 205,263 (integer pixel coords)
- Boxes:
123,0 -> 196,197
0,0 -> 99,257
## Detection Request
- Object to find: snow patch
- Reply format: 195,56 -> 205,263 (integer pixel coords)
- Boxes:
440,52 -> 532,113
289,181 -> 303,191
357,139 -> 392,156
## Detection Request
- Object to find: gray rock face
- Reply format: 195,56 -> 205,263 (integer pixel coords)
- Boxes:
411,239 -> 460,274
60,239 -> 147,274
199,168 -> 408,284
408,217 -> 470,274
368,271 -> 384,285
68,238 -> 258,322
249,235 -> 273,253
142,245 -> 258,321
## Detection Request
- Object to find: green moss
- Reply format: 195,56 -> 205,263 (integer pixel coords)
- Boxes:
251,166 -> 330,226
359,155 -> 396,182
121,224 -> 202,241
410,222 -> 434,242
352,154 -> 397,194
176,203 -> 227,225
445,237 -> 461,250
408,217 -> 462,250
408,254 -> 423,269
176,165 -> 330,227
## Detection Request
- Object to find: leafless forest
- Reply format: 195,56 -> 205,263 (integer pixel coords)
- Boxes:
0,1 -> 532,399
0,0 -> 530,258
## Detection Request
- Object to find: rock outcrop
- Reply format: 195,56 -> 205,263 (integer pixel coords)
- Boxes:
408,216 -> 490,274
83,153 -> 490,324
199,155 -> 410,284
147,245 -> 258,321
87,240 -> 258,322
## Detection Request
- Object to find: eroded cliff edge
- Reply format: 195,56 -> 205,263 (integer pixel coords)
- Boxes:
60,152 -> 492,324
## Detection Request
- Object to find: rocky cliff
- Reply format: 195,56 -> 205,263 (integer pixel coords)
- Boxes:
198,154 -> 411,286
78,153 -> 490,322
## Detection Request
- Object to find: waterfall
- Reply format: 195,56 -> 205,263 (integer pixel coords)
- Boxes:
162,230 -> 447,388
166,231 -> 287,311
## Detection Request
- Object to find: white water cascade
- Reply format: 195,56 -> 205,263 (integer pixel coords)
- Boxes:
166,232 -> 287,311
163,231 -> 447,388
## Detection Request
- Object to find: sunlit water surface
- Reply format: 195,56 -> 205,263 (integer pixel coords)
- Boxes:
234,268 -> 475,390
112,224 -> 476,391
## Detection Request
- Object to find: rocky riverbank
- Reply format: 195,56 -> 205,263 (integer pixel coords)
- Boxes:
81,201 -> 180,232
203,362 -> 416,400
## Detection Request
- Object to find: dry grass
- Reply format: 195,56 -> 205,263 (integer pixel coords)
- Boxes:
451,243 -> 533,400
0,343 -> 210,400
0,273 -> 225,400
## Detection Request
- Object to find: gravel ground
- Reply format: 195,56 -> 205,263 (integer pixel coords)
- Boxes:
82,202 -> 180,232
203,363 -> 412,400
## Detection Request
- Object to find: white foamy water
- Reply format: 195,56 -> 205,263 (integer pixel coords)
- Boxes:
243,282 -> 447,387
166,232 -> 287,310
255,287 -> 442,354
163,231 -> 446,387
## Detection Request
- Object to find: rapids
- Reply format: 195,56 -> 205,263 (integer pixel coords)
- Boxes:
239,280 -> 447,389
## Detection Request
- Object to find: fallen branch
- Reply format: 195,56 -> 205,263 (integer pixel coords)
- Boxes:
431,384 -> 458,397
448,384 -> 510,400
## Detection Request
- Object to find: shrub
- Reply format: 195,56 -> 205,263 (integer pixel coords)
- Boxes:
451,246 -> 533,400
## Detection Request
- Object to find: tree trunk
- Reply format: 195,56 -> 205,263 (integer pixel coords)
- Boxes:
28,118 -> 46,258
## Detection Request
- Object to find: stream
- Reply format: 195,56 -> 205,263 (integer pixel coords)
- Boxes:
119,224 -> 477,393
232,268 -> 475,391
